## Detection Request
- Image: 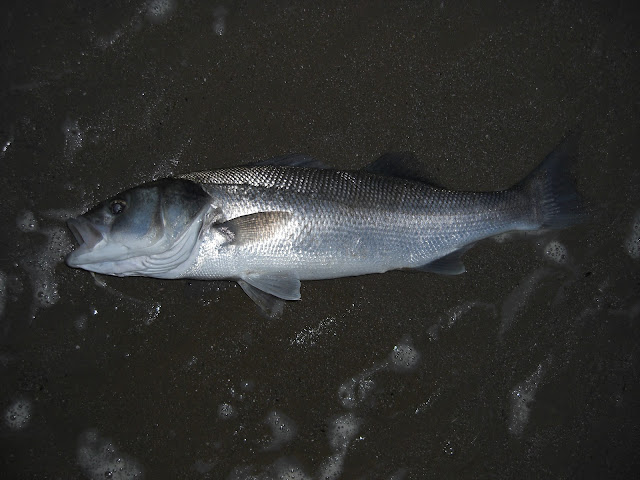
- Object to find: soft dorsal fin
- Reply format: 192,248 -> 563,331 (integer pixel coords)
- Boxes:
249,154 -> 327,169
364,152 -> 443,186
215,211 -> 293,245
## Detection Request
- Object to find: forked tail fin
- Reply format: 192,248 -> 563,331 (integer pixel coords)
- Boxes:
517,132 -> 586,229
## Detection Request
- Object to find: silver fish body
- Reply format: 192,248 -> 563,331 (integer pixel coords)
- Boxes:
178,166 -> 529,280
66,139 -> 583,315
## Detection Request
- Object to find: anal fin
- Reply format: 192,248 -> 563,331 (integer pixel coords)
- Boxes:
416,245 -> 475,275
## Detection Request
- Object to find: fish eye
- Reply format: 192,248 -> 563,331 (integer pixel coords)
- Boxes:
110,200 -> 126,215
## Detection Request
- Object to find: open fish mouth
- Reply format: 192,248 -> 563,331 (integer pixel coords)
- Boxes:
67,217 -> 104,250
66,216 -> 134,273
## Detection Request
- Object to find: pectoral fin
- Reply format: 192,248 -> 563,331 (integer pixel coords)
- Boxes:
241,272 -> 301,300
238,280 -> 285,318
216,212 -> 293,246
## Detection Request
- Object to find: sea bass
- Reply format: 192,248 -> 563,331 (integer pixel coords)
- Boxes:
66,137 -> 583,316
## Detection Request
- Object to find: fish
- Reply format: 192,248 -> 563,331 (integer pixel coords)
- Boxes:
66,135 -> 584,316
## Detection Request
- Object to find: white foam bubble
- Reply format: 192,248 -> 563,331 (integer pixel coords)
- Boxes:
226,465 -> 259,480
428,301 -> 496,341
327,413 -> 360,452
338,337 -> 424,409
291,316 -> 336,346
95,28 -> 125,49
62,117 -> 84,159
414,388 -> 441,414
272,458 -> 311,480
218,403 -> 236,420
442,440 -> 455,455
389,340 -> 421,372
228,381 -> 251,401
74,314 -> 88,331
317,453 -> 345,480
316,414 -> 362,480
426,323 -> 440,341
144,303 -> 161,325
544,240 -> 568,264
240,379 -> 254,392
264,410 -> 297,450
338,377 -> 358,409
228,458 -> 311,480
212,6 -> 228,35
77,429 -> 144,480
16,210 -> 38,232
4,398 -> 31,430
146,0 -> 175,23
499,267 -> 551,337
34,278 -> 60,309
1,134 -> 13,159
624,211 -> 640,259
338,374 -> 376,409
21,224 -> 72,315
508,363 -> 545,436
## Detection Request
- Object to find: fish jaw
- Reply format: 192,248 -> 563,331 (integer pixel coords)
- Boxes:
66,217 -> 149,276
65,217 -> 119,268
66,216 -> 142,275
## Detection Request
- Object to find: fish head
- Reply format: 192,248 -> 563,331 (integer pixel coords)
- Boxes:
66,178 -> 211,277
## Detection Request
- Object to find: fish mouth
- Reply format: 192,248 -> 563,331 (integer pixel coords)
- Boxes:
66,217 -> 107,268
67,217 -> 104,249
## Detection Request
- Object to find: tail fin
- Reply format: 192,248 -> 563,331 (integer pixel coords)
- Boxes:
517,132 -> 586,229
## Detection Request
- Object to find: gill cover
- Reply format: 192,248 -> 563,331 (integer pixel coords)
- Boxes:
66,178 -> 211,277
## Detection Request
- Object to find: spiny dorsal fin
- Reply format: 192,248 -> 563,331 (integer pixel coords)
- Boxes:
249,154 -> 327,169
